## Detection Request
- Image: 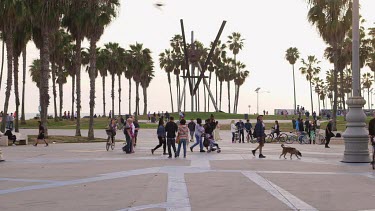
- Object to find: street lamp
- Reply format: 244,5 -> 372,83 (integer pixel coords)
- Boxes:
342,0 -> 370,163
248,105 -> 251,115
255,88 -> 260,114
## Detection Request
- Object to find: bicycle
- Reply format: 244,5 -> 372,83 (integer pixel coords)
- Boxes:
315,133 -> 326,145
105,129 -> 116,151
286,131 -> 310,144
265,130 -> 288,143
245,129 -> 257,143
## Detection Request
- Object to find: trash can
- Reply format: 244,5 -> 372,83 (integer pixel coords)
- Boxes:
244,114 -> 249,120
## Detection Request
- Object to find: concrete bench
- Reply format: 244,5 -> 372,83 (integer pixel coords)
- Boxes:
0,133 -> 28,146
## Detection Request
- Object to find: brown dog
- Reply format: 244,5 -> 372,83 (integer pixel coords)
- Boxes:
280,144 -> 302,159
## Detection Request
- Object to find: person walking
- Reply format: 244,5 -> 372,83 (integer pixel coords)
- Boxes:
176,119 -> 189,158
188,119 -> 196,142
151,119 -> 167,155
190,118 -> 205,152
292,117 -> 296,131
133,119 -> 140,147
122,118 -> 133,154
34,121 -> 48,147
236,120 -> 245,143
231,120 -> 237,143
244,119 -> 253,142
325,119 -> 333,148
214,122 -> 222,141
309,120 -> 316,144
9,113 -> 14,129
252,115 -> 266,158
165,116 -> 178,158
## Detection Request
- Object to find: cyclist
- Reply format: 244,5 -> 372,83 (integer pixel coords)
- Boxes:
108,118 -> 117,144
244,119 -> 253,142
271,120 -> 280,142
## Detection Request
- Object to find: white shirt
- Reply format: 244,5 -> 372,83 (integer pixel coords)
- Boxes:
231,123 -> 237,133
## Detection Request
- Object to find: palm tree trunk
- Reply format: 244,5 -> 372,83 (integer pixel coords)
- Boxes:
71,75 -> 75,121
0,39 -> 5,92
102,76 -> 106,117
118,75 -> 121,116
13,54 -> 20,132
309,79 -> 314,114
176,74 -> 180,111
21,47 -> 26,124
40,28 -> 51,136
111,73 -> 115,118
340,69 -> 346,113
233,84 -> 238,114
208,71 -> 212,112
1,35 -> 13,133
317,93 -> 320,116
227,81 -> 231,114
292,64 -> 296,113
332,48 -> 339,131
88,38 -> 97,140
58,80 -> 63,119
167,72 -> 174,113
143,85 -> 147,115
135,81 -> 140,116
128,78 -> 131,115
204,82 -> 207,112
219,81 -> 222,111
75,39 -> 82,136
51,59 -> 58,121
236,85 -> 241,114
216,74 -> 218,110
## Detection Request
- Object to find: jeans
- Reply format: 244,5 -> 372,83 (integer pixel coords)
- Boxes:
153,136 -> 166,153
232,132 -> 235,143
239,130 -> 244,142
177,139 -> 187,157
191,134 -> 203,151
190,131 -> 195,141
167,137 -> 176,157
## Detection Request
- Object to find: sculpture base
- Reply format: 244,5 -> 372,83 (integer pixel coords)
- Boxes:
342,96 -> 370,163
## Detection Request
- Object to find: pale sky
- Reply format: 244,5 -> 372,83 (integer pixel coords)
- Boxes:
1,0 -> 375,115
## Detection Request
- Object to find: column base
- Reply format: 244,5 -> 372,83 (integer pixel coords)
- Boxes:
342,96 -> 370,163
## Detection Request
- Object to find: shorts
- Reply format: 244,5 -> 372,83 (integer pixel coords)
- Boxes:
257,137 -> 265,146
37,133 -> 45,139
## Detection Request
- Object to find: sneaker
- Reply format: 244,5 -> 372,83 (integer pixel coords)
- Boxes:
12,144 -> 16,146
163,152 -> 168,155
190,147 -> 193,152
168,156 -> 172,159
251,150 -> 256,156
200,150 -> 206,152
45,143 -> 49,147
175,154 -> 178,158
151,149 -> 154,155
325,146 -> 330,148
259,154 -> 266,158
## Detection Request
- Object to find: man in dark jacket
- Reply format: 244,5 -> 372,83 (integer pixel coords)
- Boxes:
292,117 -> 296,130
251,115 -> 266,158
236,120 -> 245,143
325,119 -> 333,148
188,119 -> 196,142
299,118 -> 304,133
165,116 -> 178,158
244,119 -> 253,141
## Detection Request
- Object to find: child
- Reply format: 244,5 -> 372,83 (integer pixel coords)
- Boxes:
206,134 -> 221,153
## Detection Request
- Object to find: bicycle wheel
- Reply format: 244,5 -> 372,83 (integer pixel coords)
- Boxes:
111,139 -> 115,150
265,134 -> 273,143
301,135 -> 310,144
106,136 -> 110,151
278,133 -> 288,143
316,134 -> 325,145
285,135 -> 295,144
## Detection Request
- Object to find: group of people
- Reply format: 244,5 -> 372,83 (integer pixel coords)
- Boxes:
0,112 -> 16,130
230,119 -> 254,143
107,115 -> 140,154
151,115 -> 222,158
292,117 -> 321,144
147,111 -> 171,123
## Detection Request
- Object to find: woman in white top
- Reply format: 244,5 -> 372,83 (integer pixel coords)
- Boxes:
231,120 -> 237,143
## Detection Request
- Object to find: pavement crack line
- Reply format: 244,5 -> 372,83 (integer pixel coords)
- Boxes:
242,171 -> 318,211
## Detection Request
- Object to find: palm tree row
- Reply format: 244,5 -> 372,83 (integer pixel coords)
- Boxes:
159,33 -> 249,114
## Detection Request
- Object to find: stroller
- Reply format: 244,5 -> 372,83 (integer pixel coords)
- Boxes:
203,133 -> 221,153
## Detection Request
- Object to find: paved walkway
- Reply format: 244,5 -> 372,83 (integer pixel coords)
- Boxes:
1,129 -> 374,211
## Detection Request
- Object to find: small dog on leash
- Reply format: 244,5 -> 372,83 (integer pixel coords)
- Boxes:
280,144 -> 302,159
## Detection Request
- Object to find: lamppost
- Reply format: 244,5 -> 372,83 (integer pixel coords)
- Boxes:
342,0 -> 370,163
255,88 -> 260,114
248,105 -> 251,115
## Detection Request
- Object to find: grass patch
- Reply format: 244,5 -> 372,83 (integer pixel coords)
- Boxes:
28,135 -> 107,144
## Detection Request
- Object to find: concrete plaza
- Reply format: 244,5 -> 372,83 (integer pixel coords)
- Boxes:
0,129 -> 374,211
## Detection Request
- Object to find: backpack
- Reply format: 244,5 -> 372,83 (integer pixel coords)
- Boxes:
253,124 -> 258,138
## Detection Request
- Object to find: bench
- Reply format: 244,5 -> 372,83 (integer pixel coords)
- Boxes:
0,133 -> 28,146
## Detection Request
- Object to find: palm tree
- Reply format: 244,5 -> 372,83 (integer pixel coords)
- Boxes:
209,40 -> 226,112
307,0 -> 352,130
368,53 -> 375,80
159,49 -> 175,113
313,77 -> 324,116
233,66 -> 249,111
62,0 -> 90,136
97,48 -> 108,117
56,64 -> 68,119
129,43 -> 151,116
223,57 -> 236,113
300,55 -> 321,113
104,42 -> 123,119
227,32 -> 244,114
0,33 -> 5,92
0,0 -> 27,132
13,17 -> 31,132
123,51 -> 133,115
216,67 -> 225,111
65,44 -> 76,121
141,65 -> 155,115
85,0 -> 119,139
29,59 -> 42,88
362,72 -> 373,109
285,47 -> 300,113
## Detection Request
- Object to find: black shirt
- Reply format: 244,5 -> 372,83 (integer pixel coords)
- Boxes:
134,122 -> 140,134
165,121 -> 178,138
369,118 -> 375,136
